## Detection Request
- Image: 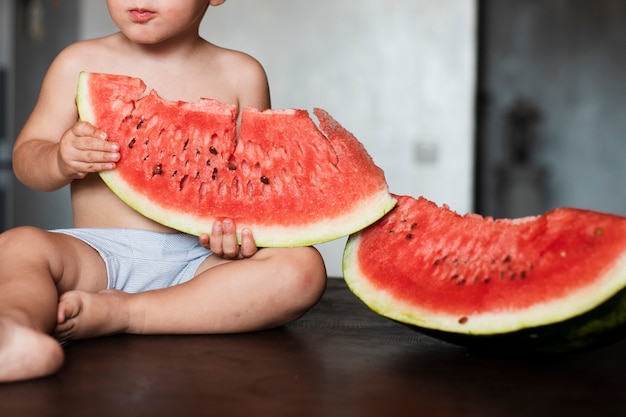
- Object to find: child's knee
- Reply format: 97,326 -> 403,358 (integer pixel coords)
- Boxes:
0,226 -> 49,252
281,246 -> 327,312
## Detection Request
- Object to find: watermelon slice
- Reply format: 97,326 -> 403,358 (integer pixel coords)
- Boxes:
343,195 -> 626,353
76,72 -> 396,247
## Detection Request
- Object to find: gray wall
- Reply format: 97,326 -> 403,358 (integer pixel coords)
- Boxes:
477,0 -> 626,218
10,0 -> 76,229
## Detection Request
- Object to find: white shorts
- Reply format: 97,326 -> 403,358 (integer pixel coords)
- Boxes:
52,228 -> 212,293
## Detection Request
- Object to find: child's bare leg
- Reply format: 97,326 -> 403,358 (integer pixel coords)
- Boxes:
0,227 -> 108,382
0,228 -> 62,382
0,319 -> 63,382
56,246 -> 326,339
55,289 -> 132,340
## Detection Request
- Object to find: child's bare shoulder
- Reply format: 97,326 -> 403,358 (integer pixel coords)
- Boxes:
202,42 -> 265,76
48,35 -> 121,78
202,43 -> 268,96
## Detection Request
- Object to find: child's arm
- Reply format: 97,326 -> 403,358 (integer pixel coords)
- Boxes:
232,53 -> 271,112
12,47 -> 119,192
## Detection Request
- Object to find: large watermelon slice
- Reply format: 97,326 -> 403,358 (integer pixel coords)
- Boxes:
343,195 -> 626,354
76,72 -> 396,247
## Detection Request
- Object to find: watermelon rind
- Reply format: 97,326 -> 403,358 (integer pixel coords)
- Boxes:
99,169 -> 396,247
417,287 -> 626,354
76,73 -> 95,123
342,196 -> 626,354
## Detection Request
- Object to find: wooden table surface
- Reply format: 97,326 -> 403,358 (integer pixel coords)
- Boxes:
1,279 -> 625,417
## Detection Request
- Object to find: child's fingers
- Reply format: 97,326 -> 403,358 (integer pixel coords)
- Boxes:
209,221 -> 224,255
239,228 -> 257,258
198,233 -> 211,250
219,219 -> 240,258
208,220 -> 255,259
72,121 -> 107,140
209,220 -> 238,258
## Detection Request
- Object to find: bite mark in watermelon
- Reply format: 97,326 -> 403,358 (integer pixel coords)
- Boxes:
76,72 -> 396,247
343,195 -> 626,353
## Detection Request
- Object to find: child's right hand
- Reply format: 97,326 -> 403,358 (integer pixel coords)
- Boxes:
199,219 -> 258,260
57,121 -> 120,180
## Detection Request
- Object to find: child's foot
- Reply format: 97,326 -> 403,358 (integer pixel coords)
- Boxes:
0,317 -> 64,382
55,290 -> 132,341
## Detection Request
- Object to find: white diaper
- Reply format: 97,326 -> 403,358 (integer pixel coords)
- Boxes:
52,228 -> 212,293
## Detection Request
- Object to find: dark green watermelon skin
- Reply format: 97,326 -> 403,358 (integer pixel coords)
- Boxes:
400,286 -> 626,355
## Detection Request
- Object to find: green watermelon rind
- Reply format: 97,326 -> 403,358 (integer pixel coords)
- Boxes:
100,168 -> 396,247
343,231 -> 626,353
416,286 -> 626,354
76,85 -> 95,122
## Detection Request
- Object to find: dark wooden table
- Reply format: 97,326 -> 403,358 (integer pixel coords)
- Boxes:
1,279 -> 625,417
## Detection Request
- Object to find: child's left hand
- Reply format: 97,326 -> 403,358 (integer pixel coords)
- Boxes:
199,219 -> 258,259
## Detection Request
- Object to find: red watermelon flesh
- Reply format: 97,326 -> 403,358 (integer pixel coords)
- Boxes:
76,72 -> 396,247
343,195 -> 626,346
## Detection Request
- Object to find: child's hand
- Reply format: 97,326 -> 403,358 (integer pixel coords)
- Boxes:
57,121 -> 120,180
199,219 -> 258,259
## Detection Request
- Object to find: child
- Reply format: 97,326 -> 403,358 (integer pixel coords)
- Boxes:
0,0 -> 327,383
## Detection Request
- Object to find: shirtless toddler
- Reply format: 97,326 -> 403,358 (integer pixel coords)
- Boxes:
0,0 -> 327,383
